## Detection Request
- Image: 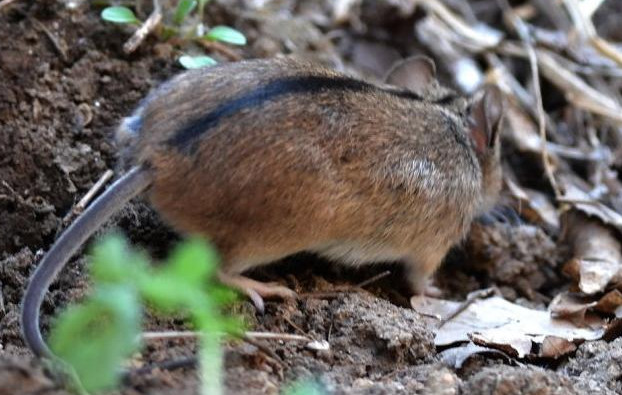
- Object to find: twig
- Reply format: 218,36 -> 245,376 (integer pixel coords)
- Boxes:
355,270 -> 391,288
142,331 -> 198,340
0,0 -> 18,11
498,43 -> 622,124
62,169 -> 114,225
300,270 -> 391,299
245,331 -> 310,342
29,17 -> 68,62
499,0 -> 562,199
563,0 -> 622,67
438,287 -> 499,328
123,0 -> 162,54
142,330 -> 312,343
242,336 -> 284,365
0,282 -> 5,313
299,291 -> 343,299
555,197 -> 603,206
282,316 -> 308,337
76,170 -> 114,210
485,53 -> 556,134
198,40 -> 242,61
417,0 -> 502,49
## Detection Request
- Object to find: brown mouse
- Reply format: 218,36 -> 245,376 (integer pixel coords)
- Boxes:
21,55 -> 503,358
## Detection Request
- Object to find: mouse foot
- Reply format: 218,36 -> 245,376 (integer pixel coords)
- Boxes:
218,272 -> 297,313
422,282 -> 443,298
410,277 -> 443,298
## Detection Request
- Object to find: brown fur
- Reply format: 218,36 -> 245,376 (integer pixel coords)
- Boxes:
124,56 -> 503,294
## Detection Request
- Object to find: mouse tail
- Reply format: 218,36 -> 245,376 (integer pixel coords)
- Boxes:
21,165 -> 153,358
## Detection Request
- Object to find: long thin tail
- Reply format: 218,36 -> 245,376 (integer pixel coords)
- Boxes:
21,166 -> 152,358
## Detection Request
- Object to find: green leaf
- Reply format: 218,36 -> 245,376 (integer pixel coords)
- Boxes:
49,233 -> 244,394
173,0 -> 197,25
166,237 -> 218,285
90,234 -> 148,284
197,0 -> 210,17
204,26 -> 247,45
90,234 -> 129,283
49,286 -> 141,392
139,273 -> 197,312
179,55 -> 217,69
101,6 -> 140,25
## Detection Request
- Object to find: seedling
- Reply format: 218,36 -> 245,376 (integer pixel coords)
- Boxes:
99,1 -> 247,69
178,54 -> 217,69
101,6 -> 141,25
49,234 -> 242,394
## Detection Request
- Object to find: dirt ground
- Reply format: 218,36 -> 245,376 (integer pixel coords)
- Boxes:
1,0 -> 622,394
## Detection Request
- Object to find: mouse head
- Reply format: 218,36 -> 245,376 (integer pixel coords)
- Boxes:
467,85 -> 504,213
385,56 -> 504,213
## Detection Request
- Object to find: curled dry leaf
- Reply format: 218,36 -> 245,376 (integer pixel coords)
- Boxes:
549,292 -> 598,324
539,336 -> 577,358
561,210 -> 622,294
551,290 -> 622,322
595,289 -> 622,316
412,295 -> 605,359
438,342 -> 512,369
470,332 -> 533,358
560,183 -> 622,232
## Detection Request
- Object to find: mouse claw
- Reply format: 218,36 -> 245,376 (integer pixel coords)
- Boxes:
246,289 -> 265,314
218,272 -> 297,313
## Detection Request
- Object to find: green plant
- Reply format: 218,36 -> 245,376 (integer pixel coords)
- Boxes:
99,0 -> 247,69
101,6 -> 141,25
178,54 -> 217,69
49,234 -> 242,394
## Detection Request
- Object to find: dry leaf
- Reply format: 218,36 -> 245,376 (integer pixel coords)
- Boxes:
506,177 -> 560,231
550,290 -> 622,324
561,183 -> 622,232
539,336 -> 577,358
470,332 -> 534,357
595,289 -> 622,316
549,292 -> 597,324
561,210 -> 622,294
411,295 -> 606,358
438,342 -> 511,368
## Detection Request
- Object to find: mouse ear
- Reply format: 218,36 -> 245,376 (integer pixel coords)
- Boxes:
384,56 -> 437,94
469,85 -> 504,154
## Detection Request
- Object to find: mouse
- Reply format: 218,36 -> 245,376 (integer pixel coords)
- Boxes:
21,55 -> 504,358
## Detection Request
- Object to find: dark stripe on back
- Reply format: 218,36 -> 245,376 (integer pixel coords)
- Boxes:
168,75 -> 454,151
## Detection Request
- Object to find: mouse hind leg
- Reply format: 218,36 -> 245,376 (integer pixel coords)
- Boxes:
216,243 -> 302,312
403,249 -> 447,298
